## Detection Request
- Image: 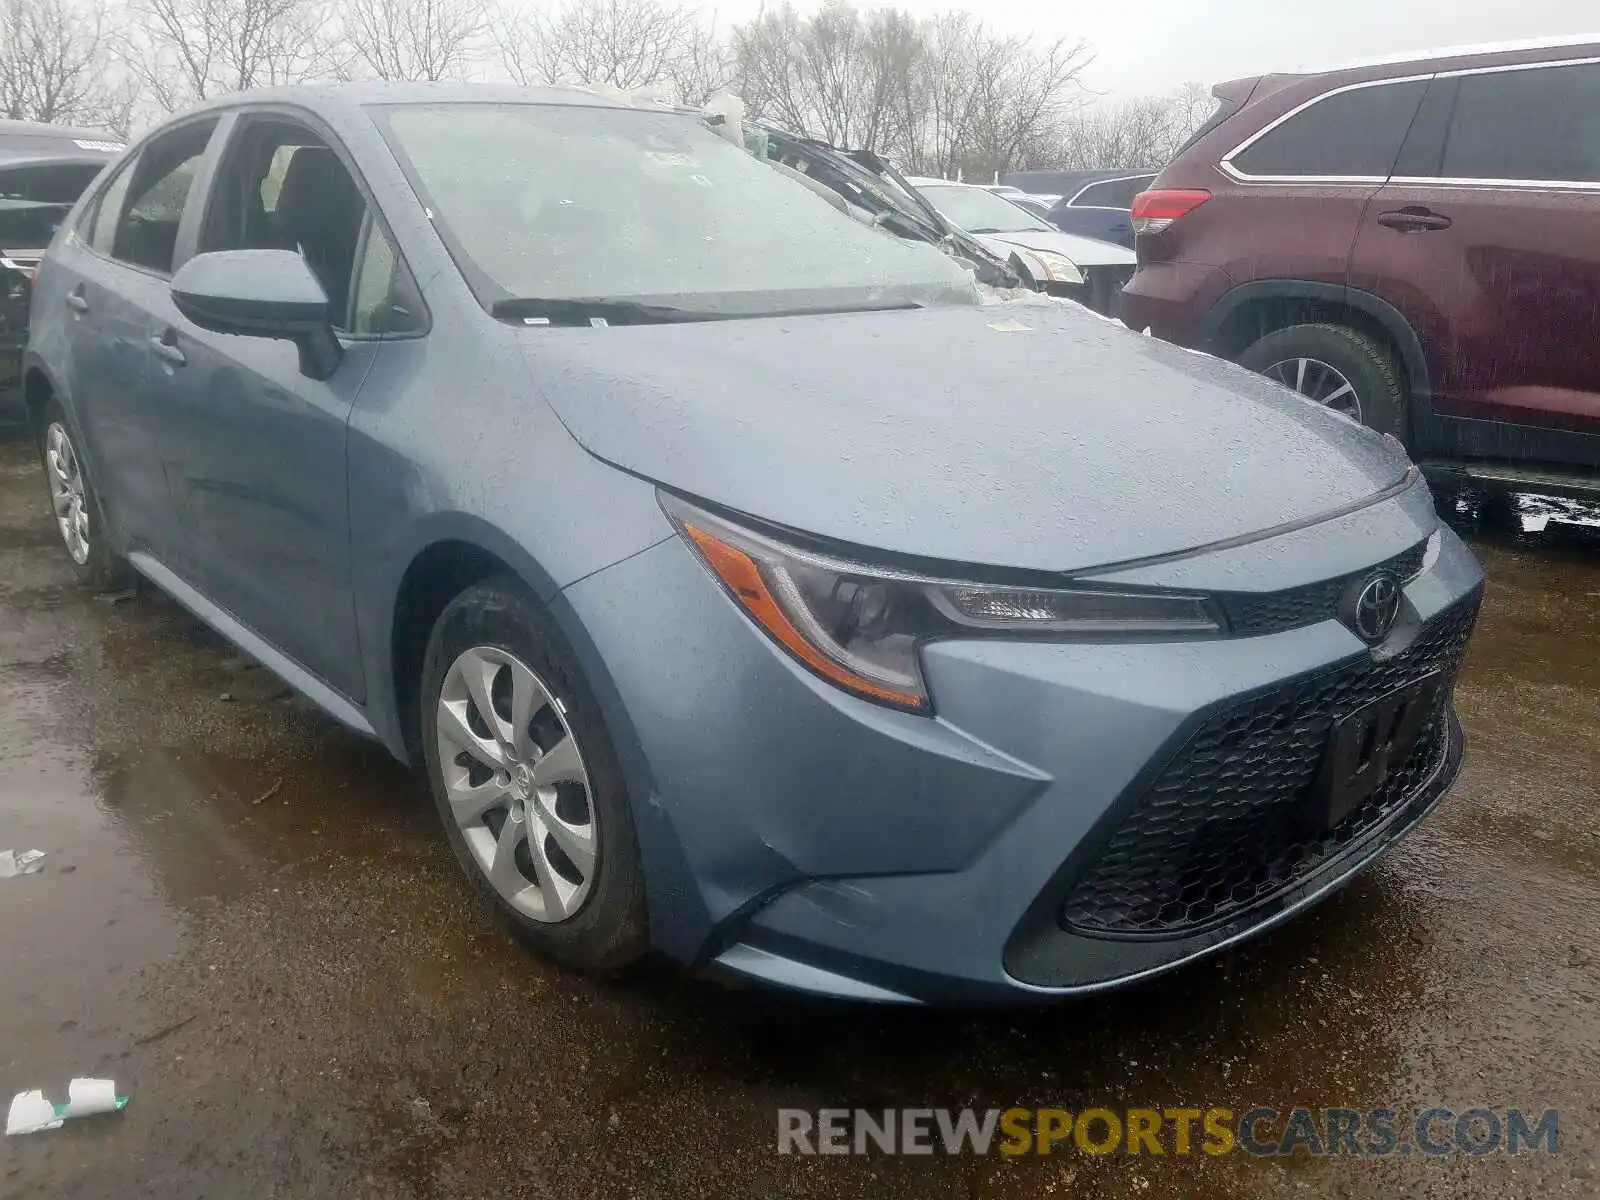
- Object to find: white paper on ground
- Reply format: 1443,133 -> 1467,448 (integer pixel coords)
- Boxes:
6,1079 -> 129,1135
6,1090 -> 64,1136
0,849 -> 47,877
62,1078 -> 123,1118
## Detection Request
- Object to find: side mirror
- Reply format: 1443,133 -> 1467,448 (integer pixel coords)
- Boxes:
171,249 -> 342,380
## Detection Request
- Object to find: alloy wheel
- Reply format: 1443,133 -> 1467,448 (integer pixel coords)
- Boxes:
434,646 -> 598,923
1264,357 -> 1363,422
44,422 -> 91,565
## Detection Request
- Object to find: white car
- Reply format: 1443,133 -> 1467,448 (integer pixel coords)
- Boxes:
905,177 -> 1136,314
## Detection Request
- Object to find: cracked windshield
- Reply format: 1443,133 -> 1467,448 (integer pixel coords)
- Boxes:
1,0 -> 1596,1197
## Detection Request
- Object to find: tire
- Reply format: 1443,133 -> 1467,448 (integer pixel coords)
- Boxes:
1237,322 -> 1408,443
38,399 -> 131,590
419,575 -> 649,973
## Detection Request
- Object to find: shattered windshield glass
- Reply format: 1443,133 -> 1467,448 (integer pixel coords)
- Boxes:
379,102 -> 978,318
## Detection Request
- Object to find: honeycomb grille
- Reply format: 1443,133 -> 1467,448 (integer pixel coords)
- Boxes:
1218,539 -> 1429,637
1060,592 -> 1480,937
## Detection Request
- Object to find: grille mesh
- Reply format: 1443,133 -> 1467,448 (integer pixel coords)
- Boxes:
1060,593 -> 1479,937
1218,540 -> 1429,637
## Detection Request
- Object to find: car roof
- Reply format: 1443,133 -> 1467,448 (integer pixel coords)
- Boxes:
0,153 -> 114,168
1004,168 -> 1159,194
1318,32 -> 1600,74
0,117 -> 123,142
0,119 -> 123,164
182,80 -> 667,120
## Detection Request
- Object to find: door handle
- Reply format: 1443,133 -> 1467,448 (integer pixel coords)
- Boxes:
150,332 -> 187,367
1376,207 -> 1452,232
65,291 -> 88,313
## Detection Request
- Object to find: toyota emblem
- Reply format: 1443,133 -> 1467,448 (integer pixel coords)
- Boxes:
1342,572 -> 1403,643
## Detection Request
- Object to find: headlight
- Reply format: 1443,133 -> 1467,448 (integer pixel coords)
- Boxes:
1027,249 -> 1084,285
661,494 -> 1220,713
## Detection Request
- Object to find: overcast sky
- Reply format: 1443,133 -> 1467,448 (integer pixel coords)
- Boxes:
717,0 -> 1598,101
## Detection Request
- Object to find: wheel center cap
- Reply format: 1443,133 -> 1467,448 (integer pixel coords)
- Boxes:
511,763 -> 534,799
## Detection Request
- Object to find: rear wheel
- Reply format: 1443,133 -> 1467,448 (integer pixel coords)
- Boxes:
419,576 -> 649,972
39,399 -> 129,589
1237,322 -> 1408,443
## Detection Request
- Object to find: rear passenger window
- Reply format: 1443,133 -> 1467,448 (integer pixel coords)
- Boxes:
1229,79 -> 1427,179
1439,62 -> 1600,183
102,121 -> 217,275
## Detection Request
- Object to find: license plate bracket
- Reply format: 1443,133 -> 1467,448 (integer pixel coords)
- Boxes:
1309,671 -> 1446,830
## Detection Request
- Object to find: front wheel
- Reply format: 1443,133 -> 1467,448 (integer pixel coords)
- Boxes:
1237,323 -> 1408,443
419,576 -> 649,973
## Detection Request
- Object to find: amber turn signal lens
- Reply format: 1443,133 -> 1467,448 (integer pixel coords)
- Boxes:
681,523 -> 927,710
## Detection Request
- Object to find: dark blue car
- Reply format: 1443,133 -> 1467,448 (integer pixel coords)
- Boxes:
1045,171 -> 1158,250
21,84 -> 1483,1003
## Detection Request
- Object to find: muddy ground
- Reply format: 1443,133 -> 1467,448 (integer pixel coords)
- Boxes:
1,436 -> 1598,1198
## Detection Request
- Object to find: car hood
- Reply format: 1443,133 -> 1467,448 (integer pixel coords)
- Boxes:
974,228 -> 1135,267
518,303 -> 1413,574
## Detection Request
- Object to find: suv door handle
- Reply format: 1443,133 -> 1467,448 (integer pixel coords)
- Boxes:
150,331 -> 187,367
65,291 -> 88,313
1376,207 -> 1452,232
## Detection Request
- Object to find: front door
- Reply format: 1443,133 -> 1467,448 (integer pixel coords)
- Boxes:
148,117 -> 383,701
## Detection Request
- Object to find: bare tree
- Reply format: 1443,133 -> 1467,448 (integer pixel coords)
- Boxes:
1172,80 -> 1214,139
347,0 -> 487,81
733,4 -> 1088,178
124,0 -> 346,112
733,2 -> 922,151
900,11 -> 974,175
667,11 -> 735,106
0,0 -> 136,131
1055,84 -> 1216,170
730,5 -> 810,133
499,0 -> 714,96
957,32 -> 1089,177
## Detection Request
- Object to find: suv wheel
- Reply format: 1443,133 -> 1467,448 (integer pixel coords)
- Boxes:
1237,323 -> 1407,442
419,576 -> 649,973
39,400 -> 130,589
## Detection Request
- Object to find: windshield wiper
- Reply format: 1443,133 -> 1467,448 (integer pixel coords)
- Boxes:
490,297 -> 715,326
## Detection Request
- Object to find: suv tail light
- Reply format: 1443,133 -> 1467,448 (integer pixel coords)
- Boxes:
1131,189 -> 1211,234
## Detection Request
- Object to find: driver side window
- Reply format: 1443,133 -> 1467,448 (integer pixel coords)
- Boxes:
199,120 -> 370,331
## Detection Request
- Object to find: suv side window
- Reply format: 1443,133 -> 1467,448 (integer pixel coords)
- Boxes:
1230,79 -> 1428,179
102,121 -> 217,275
1438,62 -> 1600,183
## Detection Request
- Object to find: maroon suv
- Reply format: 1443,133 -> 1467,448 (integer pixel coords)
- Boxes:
1121,37 -> 1600,494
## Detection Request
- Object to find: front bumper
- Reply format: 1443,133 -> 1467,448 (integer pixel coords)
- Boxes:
559,484 -> 1484,1004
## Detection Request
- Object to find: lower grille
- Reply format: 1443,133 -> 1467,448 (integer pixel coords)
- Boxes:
1060,593 -> 1480,937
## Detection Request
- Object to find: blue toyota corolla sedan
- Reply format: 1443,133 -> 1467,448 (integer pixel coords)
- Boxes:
21,83 -> 1483,1004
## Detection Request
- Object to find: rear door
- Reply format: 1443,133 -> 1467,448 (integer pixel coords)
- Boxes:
1211,77 -> 1429,289
1348,59 -> 1600,468
47,119 -> 221,557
